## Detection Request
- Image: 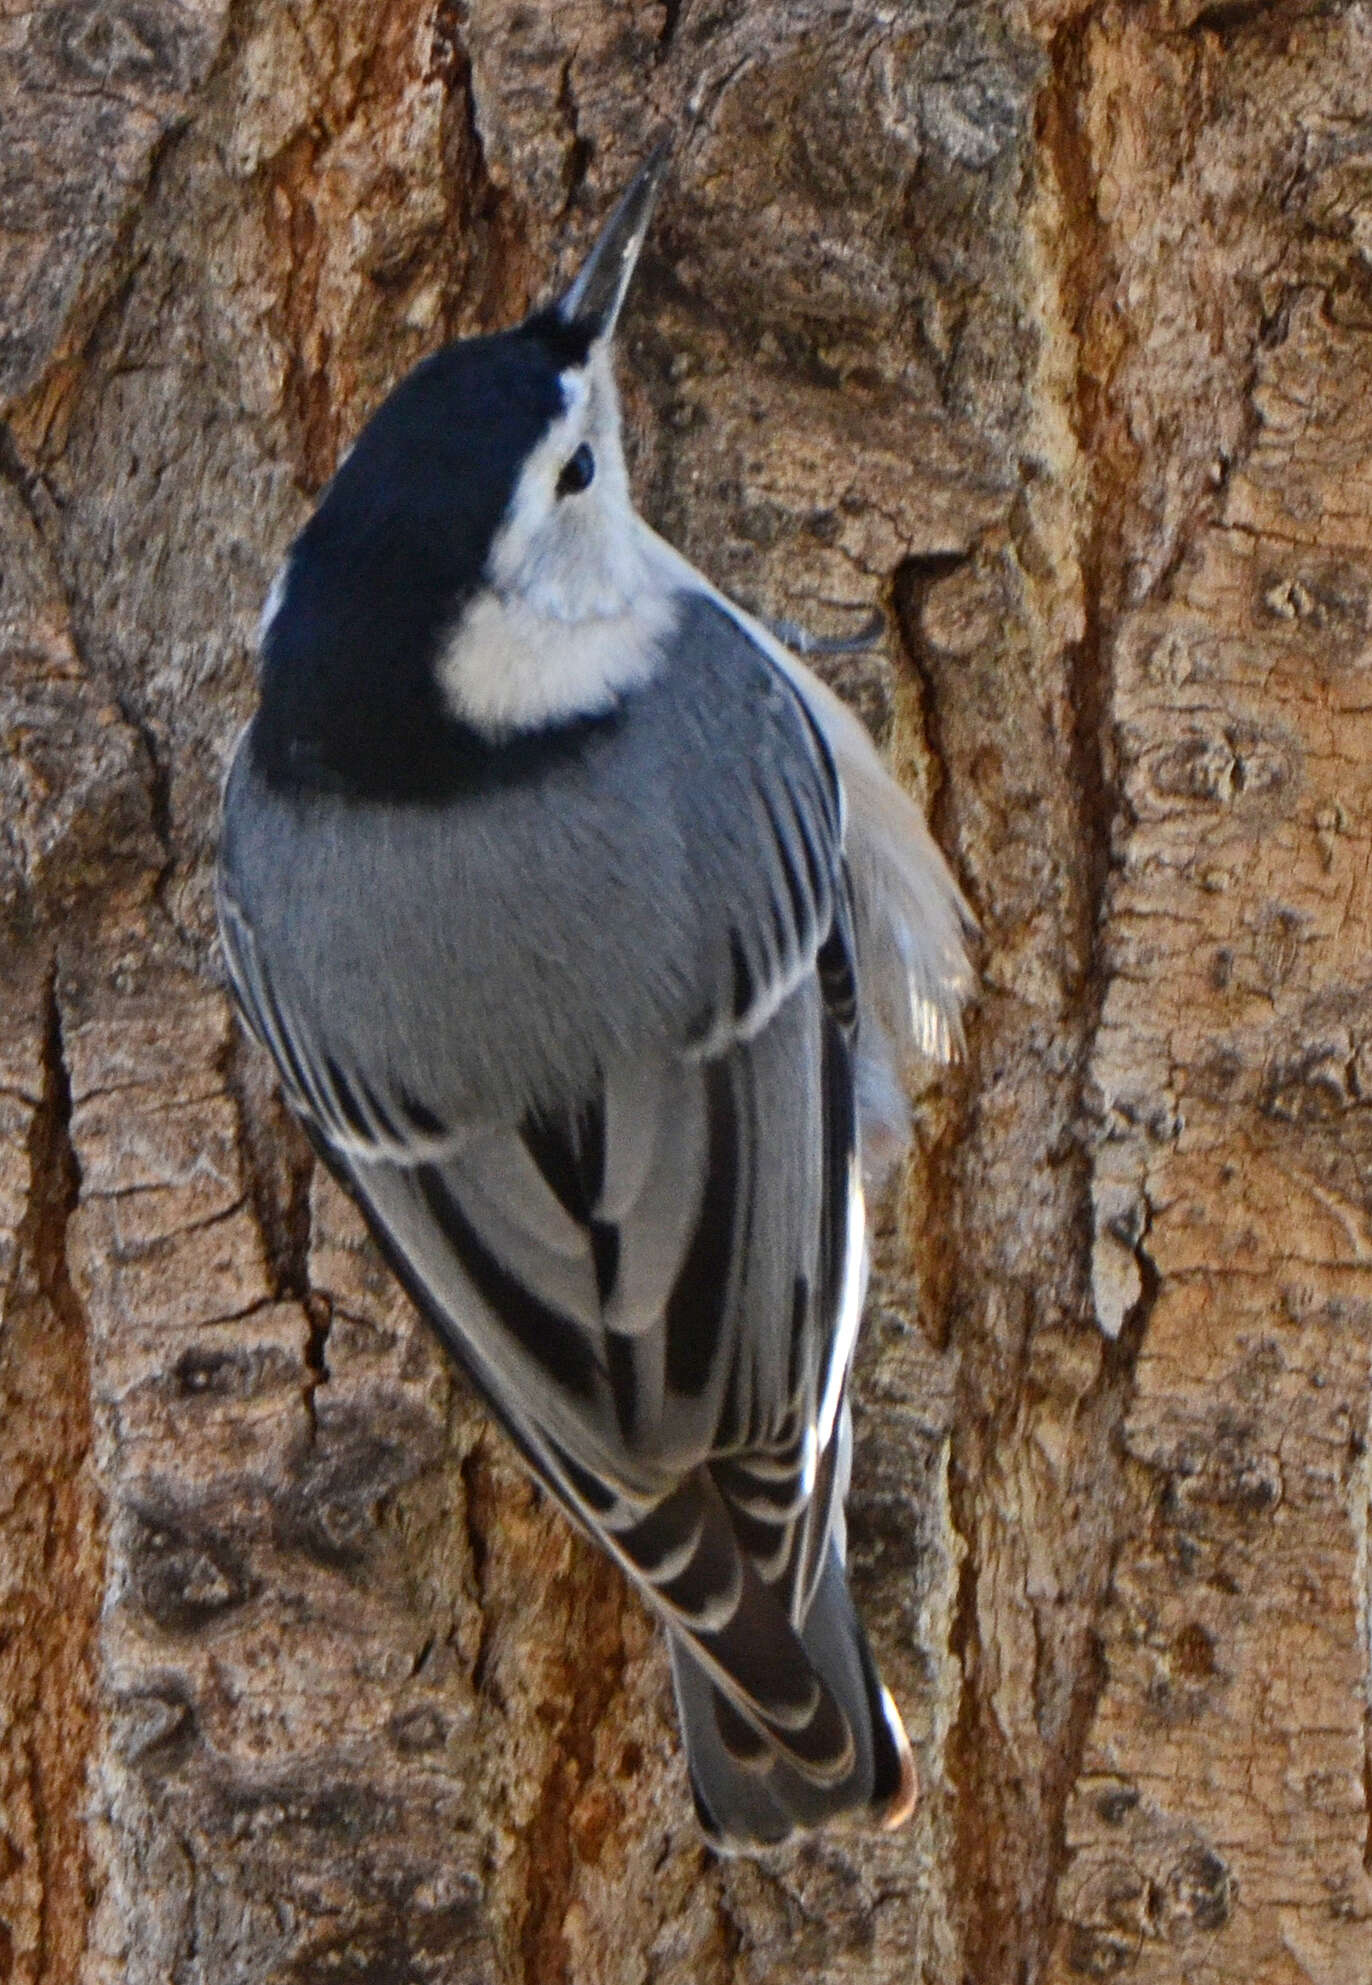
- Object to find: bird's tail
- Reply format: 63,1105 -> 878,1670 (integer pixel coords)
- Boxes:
668,1544 -> 917,1852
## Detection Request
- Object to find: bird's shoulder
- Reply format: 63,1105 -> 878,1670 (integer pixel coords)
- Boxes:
217,586 -> 849,1129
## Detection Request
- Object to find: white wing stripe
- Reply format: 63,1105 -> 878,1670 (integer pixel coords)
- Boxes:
816,1155 -> 867,1457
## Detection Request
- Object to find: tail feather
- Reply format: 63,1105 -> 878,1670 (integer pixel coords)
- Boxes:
670,1544 -> 916,1852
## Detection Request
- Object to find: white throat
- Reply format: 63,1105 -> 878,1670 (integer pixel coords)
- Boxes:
435,351 -> 678,736
438,563 -> 677,735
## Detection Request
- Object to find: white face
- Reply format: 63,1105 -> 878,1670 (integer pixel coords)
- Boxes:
436,342 -> 678,738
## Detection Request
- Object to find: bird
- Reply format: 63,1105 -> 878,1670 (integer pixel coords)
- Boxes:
217,141 -> 974,1851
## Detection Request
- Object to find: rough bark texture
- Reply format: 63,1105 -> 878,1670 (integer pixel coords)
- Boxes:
2,1 -> 1371,1979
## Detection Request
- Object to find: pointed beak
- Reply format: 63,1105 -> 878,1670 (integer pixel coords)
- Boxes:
557,136 -> 672,342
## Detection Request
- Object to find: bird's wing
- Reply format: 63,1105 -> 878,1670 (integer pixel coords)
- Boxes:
219,871 -> 473,1163
774,648 -> 977,1065
638,524 -> 977,1069
335,984 -> 863,1783
219,666 -> 870,1781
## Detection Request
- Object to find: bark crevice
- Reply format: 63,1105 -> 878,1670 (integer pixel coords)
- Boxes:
0,968 -> 102,1985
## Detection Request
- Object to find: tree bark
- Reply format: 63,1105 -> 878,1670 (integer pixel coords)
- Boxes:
3,1 -> 1371,1979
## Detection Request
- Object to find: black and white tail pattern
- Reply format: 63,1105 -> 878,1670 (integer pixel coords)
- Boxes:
670,1541 -> 916,1849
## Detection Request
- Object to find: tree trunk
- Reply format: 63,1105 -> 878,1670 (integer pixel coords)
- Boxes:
3,1 -> 1370,1979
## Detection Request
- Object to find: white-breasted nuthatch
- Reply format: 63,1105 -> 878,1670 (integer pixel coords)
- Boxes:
217,143 -> 973,1850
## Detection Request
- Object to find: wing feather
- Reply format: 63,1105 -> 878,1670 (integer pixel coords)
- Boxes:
639,521 -> 975,1065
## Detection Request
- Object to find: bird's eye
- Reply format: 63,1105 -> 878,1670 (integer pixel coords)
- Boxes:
556,442 -> 596,498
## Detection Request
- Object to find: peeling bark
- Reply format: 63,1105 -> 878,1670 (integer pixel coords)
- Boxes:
3,0 -> 1371,1979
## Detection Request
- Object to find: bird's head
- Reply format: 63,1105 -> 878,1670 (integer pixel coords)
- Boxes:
255,143 -> 673,798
